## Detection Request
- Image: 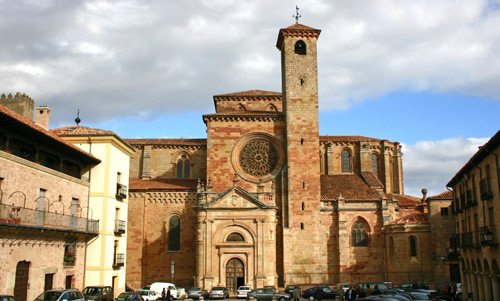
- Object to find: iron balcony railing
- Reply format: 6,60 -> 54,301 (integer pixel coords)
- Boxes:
113,253 -> 125,268
0,203 -> 99,234
116,183 -> 127,199
114,219 -> 126,234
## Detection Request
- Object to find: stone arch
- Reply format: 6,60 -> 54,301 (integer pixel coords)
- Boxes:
350,217 -> 370,247
477,258 -> 483,273
213,221 -> 256,244
294,40 -> 307,55
266,104 -> 277,111
237,104 -> 246,111
163,212 -> 183,251
492,259 -> 499,276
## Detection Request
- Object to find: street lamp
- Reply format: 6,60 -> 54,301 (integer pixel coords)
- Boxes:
171,259 -> 175,283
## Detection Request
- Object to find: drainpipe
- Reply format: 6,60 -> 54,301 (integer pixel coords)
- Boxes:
83,135 -> 93,289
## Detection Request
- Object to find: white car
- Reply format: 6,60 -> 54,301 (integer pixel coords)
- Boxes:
137,289 -> 158,301
150,283 -> 179,299
237,286 -> 252,299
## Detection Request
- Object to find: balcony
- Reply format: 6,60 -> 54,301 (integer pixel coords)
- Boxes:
116,183 -> 127,200
114,220 -> 126,234
113,253 -> 125,268
480,226 -> 497,246
0,203 -> 99,235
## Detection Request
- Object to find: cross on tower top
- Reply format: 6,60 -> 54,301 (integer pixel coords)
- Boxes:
293,5 -> 301,24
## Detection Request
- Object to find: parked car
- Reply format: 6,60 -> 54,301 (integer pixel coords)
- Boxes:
384,282 -> 394,289
397,282 -> 428,291
116,292 -> 144,301
263,286 -> 276,292
209,287 -> 229,299
302,287 -> 339,300
284,285 -> 299,297
237,286 -> 252,299
359,283 -> 390,292
136,289 -> 158,301
187,287 -> 209,300
247,288 -> 290,301
0,295 -> 19,301
149,283 -> 179,300
83,286 -> 114,301
35,289 -> 85,301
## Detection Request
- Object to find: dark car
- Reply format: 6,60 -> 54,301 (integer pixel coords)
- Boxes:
83,286 -> 114,301
247,289 -> 290,301
187,287 -> 209,300
284,285 -> 299,297
209,287 -> 229,299
398,282 -> 428,291
116,292 -> 143,301
302,287 -> 339,300
0,295 -> 19,301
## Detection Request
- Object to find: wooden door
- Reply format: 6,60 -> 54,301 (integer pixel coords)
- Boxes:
226,258 -> 244,296
14,261 -> 30,301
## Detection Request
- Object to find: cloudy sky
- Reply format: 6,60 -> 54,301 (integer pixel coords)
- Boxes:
1,0 -> 499,196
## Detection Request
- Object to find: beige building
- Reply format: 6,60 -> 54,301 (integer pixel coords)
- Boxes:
0,98 -> 100,301
447,129 -> 500,300
52,126 -> 135,296
125,22 -> 458,293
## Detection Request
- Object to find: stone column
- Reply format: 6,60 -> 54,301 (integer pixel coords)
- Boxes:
483,274 -> 493,301
477,272 -> 484,301
471,272 -> 478,301
491,276 -> 500,301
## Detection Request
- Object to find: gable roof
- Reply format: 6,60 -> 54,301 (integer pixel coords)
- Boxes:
428,191 -> 453,199
0,104 -> 100,164
361,171 -> 384,188
52,125 -> 134,151
123,138 -> 207,147
321,174 -> 381,201
129,178 -> 198,191
385,193 -> 422,207
389,212 -> 429,225
200,186 -> 272,209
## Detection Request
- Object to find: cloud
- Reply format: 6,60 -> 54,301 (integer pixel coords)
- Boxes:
402,136 -> 490,197
0,0 -> 499,127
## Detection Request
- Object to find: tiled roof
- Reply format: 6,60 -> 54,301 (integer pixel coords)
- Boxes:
129,178 -> 199,191
428,191 -> 453,199
321,174 -> 381,201
361,171 -> 384,188
389,213 -> 429,225
52,126 -> 116,136
385,193 -> 422,207
52,125 -> 133,151
276,23 -> 321,49
320,136 -> 384,142
0,104 -> 100,164
124,138 -> 207,146
214,90 -> 282,97
283,24 -> 319,31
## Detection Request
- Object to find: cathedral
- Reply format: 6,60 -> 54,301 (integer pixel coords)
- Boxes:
125,22 -> 457,293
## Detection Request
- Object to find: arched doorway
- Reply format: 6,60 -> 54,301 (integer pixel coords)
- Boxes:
226,258 -> 244,296
14,261 -> 30,301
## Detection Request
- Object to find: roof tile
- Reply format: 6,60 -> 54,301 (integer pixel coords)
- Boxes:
321,174 -> 381,201
129,178 -> 199,191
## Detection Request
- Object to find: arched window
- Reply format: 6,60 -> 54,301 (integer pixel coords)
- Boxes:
410,236 -> 417,257
352,220 -> 368,247
341,150 -> 352,173
267,104 -> 277,111
176,155 -> 190,178
227,233 -> 245,242
168,216 -> 180,251
295,40 -> 307,55
371,153 -> 379,178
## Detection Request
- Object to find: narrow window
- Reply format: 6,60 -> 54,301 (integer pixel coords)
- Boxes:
294,40 -> 306,55
440,207 -> 449,216
176,155 -> 190,178
300,223 -> 304,230
352,220 -> 368,247
341,150 -> 352,173
371,153 -> 379,178
168,216 -> 181,250
409,236 -> 417,257
302,202 -> 305,211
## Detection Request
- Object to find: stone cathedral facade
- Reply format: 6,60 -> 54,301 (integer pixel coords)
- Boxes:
125,23 -> 456,293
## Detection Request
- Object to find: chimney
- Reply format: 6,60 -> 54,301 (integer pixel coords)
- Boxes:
35,106 -> 51,129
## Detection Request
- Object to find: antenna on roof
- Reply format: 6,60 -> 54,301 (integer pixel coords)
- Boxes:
75,109 -> 81,126
293,5 -> 301,24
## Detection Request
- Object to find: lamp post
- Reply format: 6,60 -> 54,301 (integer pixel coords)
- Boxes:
171,259 -> 175,283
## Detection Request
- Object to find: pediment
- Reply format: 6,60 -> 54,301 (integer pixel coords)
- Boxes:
203,187 -> 270,210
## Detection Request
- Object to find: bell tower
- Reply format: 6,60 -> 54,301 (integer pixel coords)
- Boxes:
276,20 -> 327,283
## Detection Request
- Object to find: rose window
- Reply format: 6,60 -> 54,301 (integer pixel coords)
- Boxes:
239,139 -> 278,177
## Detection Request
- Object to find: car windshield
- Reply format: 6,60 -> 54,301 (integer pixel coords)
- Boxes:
117,293 -> 138,301
137,290 -> 148,296
212,288 -> 224,291
35,292 -> 63,301
83,288 -> 102,296
239,287 -> 251,290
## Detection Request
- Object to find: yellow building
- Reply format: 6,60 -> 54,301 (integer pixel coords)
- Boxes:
53,126 -> 135,296
447,129 -> 500,300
